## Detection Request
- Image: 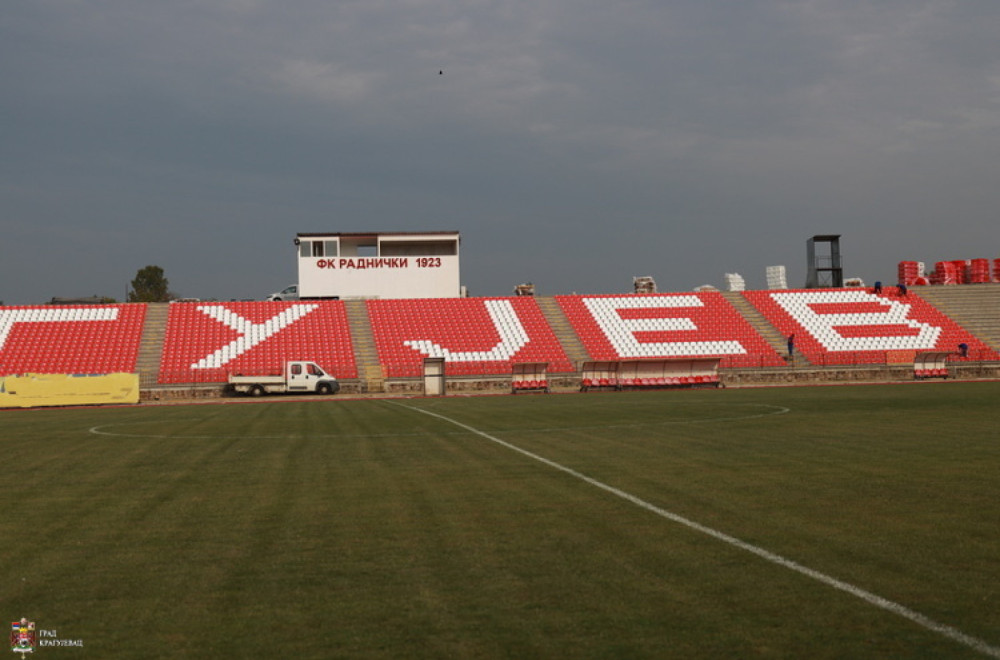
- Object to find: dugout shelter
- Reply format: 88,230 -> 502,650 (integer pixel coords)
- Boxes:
914,351 -> 950,379
581,358 -> 722,390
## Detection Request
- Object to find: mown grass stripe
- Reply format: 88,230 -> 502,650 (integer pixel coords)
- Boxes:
392,400 -> 1000,659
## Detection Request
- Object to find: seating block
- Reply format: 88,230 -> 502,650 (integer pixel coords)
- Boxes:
368,298 -> 573,378
743,289 -> 1000,365
556,293 -> 784,368
0,304 -> 146,376
159,301 -> 357,383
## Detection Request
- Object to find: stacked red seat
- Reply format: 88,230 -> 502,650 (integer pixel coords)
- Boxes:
897,261 -> 921,286
969,259 -> 991,284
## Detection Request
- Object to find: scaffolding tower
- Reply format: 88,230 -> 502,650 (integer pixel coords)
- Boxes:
805,235 -> 844,288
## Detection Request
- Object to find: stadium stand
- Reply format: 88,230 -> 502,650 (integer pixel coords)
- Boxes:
158,301 -> 357,383
367,297 -> 573,377
742,288 -> 1000,366
914,284 -> 1000,355
555,293 -> 785,368
4,283 -> 1000,395
0,304 -> 146,376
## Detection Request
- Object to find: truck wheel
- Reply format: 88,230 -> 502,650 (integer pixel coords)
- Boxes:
249,385 -> 265,397
317,382 -> 332,395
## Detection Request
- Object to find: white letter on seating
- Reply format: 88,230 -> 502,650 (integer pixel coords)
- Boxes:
583,296 -> 745,358
770,291 -> 941,350
403,300 -> 529,362
191,304 -> 319,369
0,307 -> 119,352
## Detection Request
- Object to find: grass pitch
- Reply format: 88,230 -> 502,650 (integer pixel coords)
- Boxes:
2,382 -> 999,658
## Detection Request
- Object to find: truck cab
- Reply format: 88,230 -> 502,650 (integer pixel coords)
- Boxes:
286,361 -> 334,391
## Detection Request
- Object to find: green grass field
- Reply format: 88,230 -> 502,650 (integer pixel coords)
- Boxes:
2,382 -> 999,658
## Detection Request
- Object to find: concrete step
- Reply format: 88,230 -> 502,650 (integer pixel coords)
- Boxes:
137,303 -> 169,386
916,284 -> 1000,351
720,291 -> 806,365
343,300 -> 383,390
536,297 -> 590,369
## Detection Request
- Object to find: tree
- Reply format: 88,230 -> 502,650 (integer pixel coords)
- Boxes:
128,265 -> 172,302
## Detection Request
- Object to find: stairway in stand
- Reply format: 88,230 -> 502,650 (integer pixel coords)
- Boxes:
536,297 -> 590,370
137,303 -> 169,386
915,284 -> 1000,351
719,291 -> 806,366
343,300 -> 384,391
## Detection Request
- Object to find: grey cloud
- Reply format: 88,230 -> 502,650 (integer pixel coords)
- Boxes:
2,0 -> 999,303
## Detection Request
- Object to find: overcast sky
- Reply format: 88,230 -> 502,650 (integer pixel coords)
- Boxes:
2,0 -> 999,304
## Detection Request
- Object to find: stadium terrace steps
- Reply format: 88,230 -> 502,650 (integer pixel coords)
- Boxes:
720,291 -> 808,365
535,297 -> 591,368
343,300 -> 382,391
136,303 -> 169,387
914,284 -> 1000,351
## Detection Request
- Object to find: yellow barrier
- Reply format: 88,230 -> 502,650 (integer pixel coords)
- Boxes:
0,373 -> 140,408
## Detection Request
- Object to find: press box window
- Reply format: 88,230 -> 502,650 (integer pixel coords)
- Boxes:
301,240 -> 338,257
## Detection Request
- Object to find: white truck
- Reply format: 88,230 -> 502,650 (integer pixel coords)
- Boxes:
226,361 -> 340,396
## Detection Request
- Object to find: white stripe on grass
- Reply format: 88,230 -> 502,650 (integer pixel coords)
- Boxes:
392,401 -> 1000,659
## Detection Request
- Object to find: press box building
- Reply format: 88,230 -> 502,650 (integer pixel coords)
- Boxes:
295,231 -> 462,299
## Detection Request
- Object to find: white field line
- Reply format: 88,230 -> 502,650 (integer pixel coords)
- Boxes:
390,401 -> 1000,659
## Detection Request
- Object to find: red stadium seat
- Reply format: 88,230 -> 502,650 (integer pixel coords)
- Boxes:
743,289 -> 999,366
0,304 -> 146,376
158,301 -> 357,384
555,293 -> 784,368
368,298 -> 572,378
